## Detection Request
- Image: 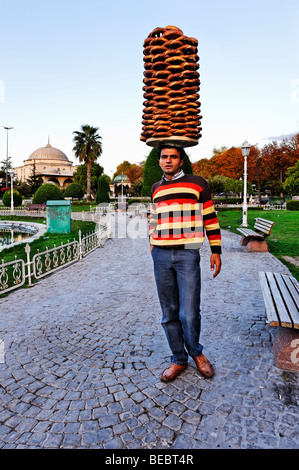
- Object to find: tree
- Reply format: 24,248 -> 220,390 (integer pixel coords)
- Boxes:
73,125 -> 103,202
73,163 -> 104,196
64,183 -> 84,201
26,161 -> 43,195
2,190 -> 22,207
96,175 -> 110,204
32,183 -> 64,204
283,160 -> 299,195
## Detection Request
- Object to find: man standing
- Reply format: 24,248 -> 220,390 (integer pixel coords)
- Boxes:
150,143 -> 221,382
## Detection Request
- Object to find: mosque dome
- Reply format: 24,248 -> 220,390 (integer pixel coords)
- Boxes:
27,139 -> 71,164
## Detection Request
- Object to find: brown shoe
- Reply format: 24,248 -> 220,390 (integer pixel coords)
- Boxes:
194,354 -> 214,378
161,363 -> 188,382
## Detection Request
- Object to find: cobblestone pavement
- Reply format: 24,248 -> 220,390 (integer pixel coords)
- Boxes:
0,215 -> 298,449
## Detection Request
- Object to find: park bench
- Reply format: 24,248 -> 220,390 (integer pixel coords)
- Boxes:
27,204 -> 46,211
237,217 -> 274,251
259,271 -> 299,371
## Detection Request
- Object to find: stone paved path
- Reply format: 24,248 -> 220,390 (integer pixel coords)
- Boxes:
0,216 -> 298,449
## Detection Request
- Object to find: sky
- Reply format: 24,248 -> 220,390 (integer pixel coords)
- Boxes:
1,0 -> 299,178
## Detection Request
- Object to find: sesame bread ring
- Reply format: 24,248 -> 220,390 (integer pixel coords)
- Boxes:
153,78 -> 168,87
153,94 -> 170,102
150,45 -> 167,56
168,72 -> 184,81
143,54 -> 153,63
186,93 -> 200,101
143,77 -> 156,86
152,131 -> 173,137
169,80 -> 184,90
152,53 -> 169,63
143,92 -> 155,100
182,86 -> 199,95
150,27 -> 166,37
168,89 -> 185,98
164,25 -> 184,34
164,48 -> 184,57
171,129 -> 186,136
143,45 -> 153,56
181,70 -> 200,80
152,61 -> 168,70
183,62 -> 200,71
180,44 -> 198,55
163,39 -> 183,50
153,69 -> 172,79
143,37 -> 152,47
153,113 -> 169,120
149,36 -> 168,46
143,70 -> 154,78
166,64 -> 184,73
162,29 -> 183,40
165,55 -> 185,65
180,36 -> 198,46
153,101 -> 169,109
142,85 -> 155,93
170,122 -> 186,129
183,54 -> 200,63
153,86 -> 169,94
171,116 -> 188,123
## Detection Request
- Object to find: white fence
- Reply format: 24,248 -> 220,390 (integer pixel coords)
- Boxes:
0,223 -> 109,297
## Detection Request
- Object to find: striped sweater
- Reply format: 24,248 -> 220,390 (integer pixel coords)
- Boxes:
150,174 -> 221,253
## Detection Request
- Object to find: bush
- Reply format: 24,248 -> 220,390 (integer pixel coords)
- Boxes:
64,183 -> 84,200
2,190 -> 23,207
33,183 -> 64,204
286,200 -> 299,211
96,175 -> 110,204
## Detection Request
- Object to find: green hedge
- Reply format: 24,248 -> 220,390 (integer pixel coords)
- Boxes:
286,200 -> 299,210
2,190 -> 23,207
33,184 -> 64,204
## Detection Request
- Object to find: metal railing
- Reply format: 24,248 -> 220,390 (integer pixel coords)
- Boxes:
0,221 -> 109,297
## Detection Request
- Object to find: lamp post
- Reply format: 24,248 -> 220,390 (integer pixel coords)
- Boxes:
1,126 -> 14,187
9,169 -> 14,211
241,140 -> 251,227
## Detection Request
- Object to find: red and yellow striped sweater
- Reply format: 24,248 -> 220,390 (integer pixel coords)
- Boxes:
150,174 -> 221,253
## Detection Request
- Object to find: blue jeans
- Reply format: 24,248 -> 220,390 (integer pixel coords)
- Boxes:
152,246 -> 203,365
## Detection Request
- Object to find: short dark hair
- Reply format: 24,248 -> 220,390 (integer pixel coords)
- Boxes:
158,143 -> 184,160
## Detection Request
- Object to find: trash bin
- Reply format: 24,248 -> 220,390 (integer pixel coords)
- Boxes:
46,200 -> 71,233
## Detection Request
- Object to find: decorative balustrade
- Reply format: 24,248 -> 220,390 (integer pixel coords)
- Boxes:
0,223 -> 109,297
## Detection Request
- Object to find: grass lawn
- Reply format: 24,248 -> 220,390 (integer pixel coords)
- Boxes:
217,209 -> 299,281
0,216 -> 96,264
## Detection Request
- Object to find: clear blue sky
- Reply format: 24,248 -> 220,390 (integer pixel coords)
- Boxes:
1,0 -> 298,177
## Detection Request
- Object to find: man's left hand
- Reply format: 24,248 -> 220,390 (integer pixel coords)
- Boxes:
210,253 -> 221,278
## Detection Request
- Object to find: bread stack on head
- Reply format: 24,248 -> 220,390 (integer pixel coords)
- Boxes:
141,25 -> 202,148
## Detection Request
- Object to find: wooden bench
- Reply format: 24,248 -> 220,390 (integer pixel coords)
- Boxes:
259,271 -> 299,371
237,217 -> 274,251
27,204 -> 46,211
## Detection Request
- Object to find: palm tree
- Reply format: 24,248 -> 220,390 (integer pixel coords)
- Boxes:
72,125 -> 103,202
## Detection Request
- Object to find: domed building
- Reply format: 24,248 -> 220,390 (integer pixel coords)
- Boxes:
110,173 -> 131,197
14,139 -> 77,189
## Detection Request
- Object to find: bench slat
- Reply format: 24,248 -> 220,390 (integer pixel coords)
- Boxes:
274,273 -> 299,328
281,275 -> 299,329
258,272 -> 280,327
266,272 -> 293,328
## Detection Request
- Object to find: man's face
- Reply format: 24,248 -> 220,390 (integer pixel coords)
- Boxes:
159,148 -> 183,179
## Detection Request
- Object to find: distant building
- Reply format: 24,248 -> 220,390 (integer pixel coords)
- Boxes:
110,174 -> 131,197
14,139 -> 77,189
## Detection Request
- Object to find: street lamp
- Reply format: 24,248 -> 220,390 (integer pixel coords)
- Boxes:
1,126 -> 14,187
241,140 -> 251,227
9,169 -> 14,211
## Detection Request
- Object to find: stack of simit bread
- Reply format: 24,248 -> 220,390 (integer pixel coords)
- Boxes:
141,25 -> 202,146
